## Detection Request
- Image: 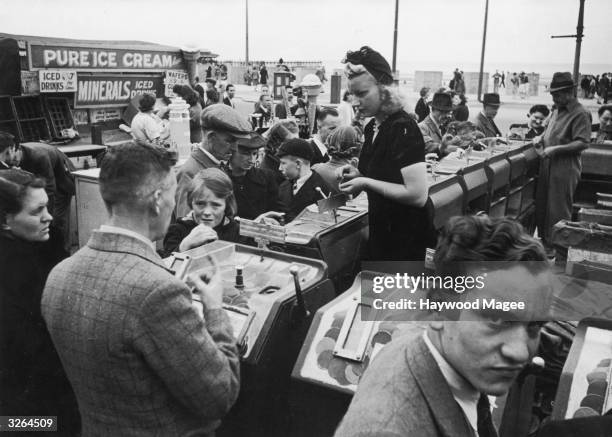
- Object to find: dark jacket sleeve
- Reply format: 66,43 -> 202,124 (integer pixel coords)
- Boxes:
162,220 -> 195,257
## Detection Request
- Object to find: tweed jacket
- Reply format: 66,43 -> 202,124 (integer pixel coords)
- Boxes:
175,147 -> 220,217
334,334 -> 475,437
41,231 -> 240,437
418,114 -> 444,154
473,112 -> 502,138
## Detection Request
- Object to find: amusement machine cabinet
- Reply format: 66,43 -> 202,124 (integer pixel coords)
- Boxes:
574,142 -> 612,213
164,239 -> 336,436
238,193 -> 369,292
290,271 -> 423,437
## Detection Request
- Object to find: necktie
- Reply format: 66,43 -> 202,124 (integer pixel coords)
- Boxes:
477,394 -> 498,437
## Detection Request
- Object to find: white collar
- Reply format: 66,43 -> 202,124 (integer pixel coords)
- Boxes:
293,169 -> 313,194
99,225 -> 155,250
312,136 -> 328,155
423,331 -> 480,433
198,144 -> 221,165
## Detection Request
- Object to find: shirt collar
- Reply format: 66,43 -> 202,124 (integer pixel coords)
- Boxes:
312,136 -> 328,155
423,331 -> 480,432
99,225 -> 156,251
198,144 -> 221,165
293,169 -> 313,193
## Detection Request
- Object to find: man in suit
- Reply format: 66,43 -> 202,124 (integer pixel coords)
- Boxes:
42,143 -> 240,437
277,138 -> 332,222
419,92 -> 455,156
335,215 -> 551,437
309,107 -> 341,165
222,84 -> 236,108
175,104 -> 253,217
474,93 -> 503,138
0,132 -> 75,247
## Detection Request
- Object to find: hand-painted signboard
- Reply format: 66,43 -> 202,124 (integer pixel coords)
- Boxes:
39,70 -> 77,92
75,75 -> 163,108
29,44 -> 185,71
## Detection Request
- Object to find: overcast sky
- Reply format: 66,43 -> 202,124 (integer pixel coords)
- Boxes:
2,0 -> 611,73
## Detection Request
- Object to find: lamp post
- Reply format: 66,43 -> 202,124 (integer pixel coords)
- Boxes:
551,0 -> 585,89
392,0 -> 399,74
477,0 -> 489,103
245,0 -> 250,63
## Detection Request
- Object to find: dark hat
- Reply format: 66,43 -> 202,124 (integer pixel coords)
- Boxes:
277,138 -> 314,162
431,92 -> 453,111
343,46 -> 394,85
483,93 -> 501,107
549,72 -> 576,93
200,104 -> 252,138
236,132 -> 266,149
138,93 -> 156,112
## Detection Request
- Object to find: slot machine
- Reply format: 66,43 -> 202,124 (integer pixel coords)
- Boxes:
165,240 -> 336,436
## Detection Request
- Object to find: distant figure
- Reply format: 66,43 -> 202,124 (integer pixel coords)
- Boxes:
415,87 -> 430,122
206,65 -> 212,78
511,72 -> 519,98
250,67 -> 259,90
598,73 -> 609,104
223,84 -> 236,108
500,71 -> 506,88
203,78 -> 219,107
519,71 -> 529,99
244,67 -> 251,86
338,91 -> 356,126
493,70 -> 501,94
452,93 -> 469,122
259,64 -> 268,87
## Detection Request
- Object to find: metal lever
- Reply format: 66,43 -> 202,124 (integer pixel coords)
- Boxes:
290,265 -> 310,322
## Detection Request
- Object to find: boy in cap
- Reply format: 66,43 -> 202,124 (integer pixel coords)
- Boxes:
277,138 -> 332,222
175,104 -> 253,217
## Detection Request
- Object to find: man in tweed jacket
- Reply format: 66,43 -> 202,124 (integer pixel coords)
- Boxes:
335,216 -> 551,437
42,143 -> 240,437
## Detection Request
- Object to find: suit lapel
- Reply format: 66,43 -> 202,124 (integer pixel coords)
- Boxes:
406,336 -> 475,437
190,148 -> 216,169
428,116 -> 442,140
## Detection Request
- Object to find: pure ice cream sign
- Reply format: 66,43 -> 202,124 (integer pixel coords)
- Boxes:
29,44 -> 185,71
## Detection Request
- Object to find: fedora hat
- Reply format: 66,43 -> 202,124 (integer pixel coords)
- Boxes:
431,92 -> 453,111
549,72 -> 576,93
482,93 -> 501,107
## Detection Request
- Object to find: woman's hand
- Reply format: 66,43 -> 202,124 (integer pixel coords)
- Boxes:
179,224 -> 219,252
339,177 -> 368,195
335,164 -> 361,182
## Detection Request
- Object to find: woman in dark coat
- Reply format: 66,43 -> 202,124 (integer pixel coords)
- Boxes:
337,47 -> 435,261
0,169 -> 79,435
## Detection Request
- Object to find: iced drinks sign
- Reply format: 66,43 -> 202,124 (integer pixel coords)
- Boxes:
74,75 -> 163,108
29,44 -> 185,71
38,70 -> 77,93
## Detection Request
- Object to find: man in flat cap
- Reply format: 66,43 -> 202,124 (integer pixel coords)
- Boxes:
277,138 -> 332,222
175,104 -> 253,217
534,72 -> 591,251
226,132 -> 281,220
473,93 -> 503,138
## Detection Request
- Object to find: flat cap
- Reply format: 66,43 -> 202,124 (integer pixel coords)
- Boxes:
236,132 -> 266,149
200,104 -> 252,138
277,138 -> 314,162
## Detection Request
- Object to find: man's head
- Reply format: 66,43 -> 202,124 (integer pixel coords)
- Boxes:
316,107 -> 341,143
285,85 -> 294,102
277,138 -> 313,180
482,93 -> 501,119
226,84 -> 235,99
428,215 -> 550,396
138,93 -> 156,113
99,143 -> 177,241
230,133 -> 265,174
598,105 -> 612,132
527,105 -> 550,130
549,72 -> 577,108
0,132 -> 22,167
259,94 -> 272,109
261,85 -> 270,96
200,104 -> 253,162
430,93 -> 454,125
205,78 -> 216,90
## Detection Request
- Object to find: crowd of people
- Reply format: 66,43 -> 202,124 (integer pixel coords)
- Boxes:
2,45 -> 612,437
